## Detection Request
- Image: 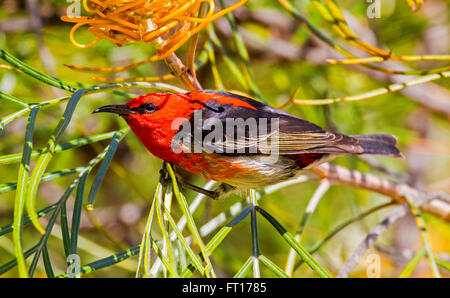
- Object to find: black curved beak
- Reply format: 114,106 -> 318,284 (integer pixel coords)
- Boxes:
93,105 -> 134,116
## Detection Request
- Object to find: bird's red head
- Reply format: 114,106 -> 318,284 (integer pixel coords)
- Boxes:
94,91 -> 257,163
94,92 -> 199,163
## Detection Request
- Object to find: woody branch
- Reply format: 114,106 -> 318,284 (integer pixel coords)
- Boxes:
310,163 -> 450,222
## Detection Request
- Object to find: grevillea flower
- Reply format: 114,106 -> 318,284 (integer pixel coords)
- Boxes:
61,0 -> 247,61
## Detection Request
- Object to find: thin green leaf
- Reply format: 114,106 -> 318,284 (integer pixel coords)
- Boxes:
162,184 -> 174,274
0,243 -> 39,275
180,206 -> 252,278
26,88 -> 89,234
205,41 -> 224,90
149,238 -> 178,277
407,202 -> 441,278
0,49 -> 77,92
155,184 -> 176,277
27,145 -> 113,277
250,191 -> 260,258
234,256 -> 254,278
218,0 -> 263,101
176,239 -> 188,274
166,163 -> 216,278
0,203 -> 58,237
1,96 -> 71,130
160,196 -> 206,277
295,71 -> 450,105
259,255 -> 289,278
60,202 -> 71,258
436,258 -> 450,272
0,131 -> 119,165
87,128 -> 128,209
28,181 -> 78,277
255,206 -> 330,278
42,244 -> 55,278
137,186 -> 158,277
286,179 -> 330,275
71,172 -> 89,256
398,246 -> 426,278
57,246 -> 141,278
294,202 -> 393,271
0,90 -> 29,108
12,107 -> 39,278
208,26 -> 247,89
0,167 -> 84,194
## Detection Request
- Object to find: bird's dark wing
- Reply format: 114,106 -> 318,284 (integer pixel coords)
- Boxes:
183,90 -> 365,155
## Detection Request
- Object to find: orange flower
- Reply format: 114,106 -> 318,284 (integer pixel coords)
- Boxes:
62,0 -> 247,60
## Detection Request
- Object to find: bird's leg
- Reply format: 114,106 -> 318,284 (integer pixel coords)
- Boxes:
159,163 -> 170,187
213,183 -> 238,200
170,164 -> 237,200
180,181 -> 237,201
181,182 -> 219,200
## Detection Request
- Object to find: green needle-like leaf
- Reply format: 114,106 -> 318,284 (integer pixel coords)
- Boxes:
42,244 -> 55,278
0,203 -> 58,237
57,246 -> 141,278
12,107 -> 39,278
234,256 -> 254,278
0,49 -> 77,92
0,131 -> 120,165
259,255 -> 289,278
71,172 -> 89,256
166,163 -> 216,278
87,128 -> 129,209
398,246 -> 426,278
60,202 -> 71,258
180,205 -> 252,278
0,167 -> 84,195
256,206 -> 331,278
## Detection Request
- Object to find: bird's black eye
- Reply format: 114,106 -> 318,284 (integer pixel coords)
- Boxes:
132,102 -> 159,114
143,102 -> 158,113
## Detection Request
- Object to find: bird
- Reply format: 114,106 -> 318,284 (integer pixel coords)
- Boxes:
94,90 -> 401,199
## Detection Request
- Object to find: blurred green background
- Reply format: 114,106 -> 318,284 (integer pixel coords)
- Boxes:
0,0 -> 449,277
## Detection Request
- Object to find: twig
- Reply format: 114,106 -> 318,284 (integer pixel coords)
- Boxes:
293,201 -> 395,273
336,197 -> 442,277
294,70 -> 450,105
313,161 -> 449,277
357,155 -> 410,183
327,55 -> 450,65
285,179 -> 331,276
310,163 -> 450,222
407,202 -> 441,277
164,53 -> 202,91
337,204 -> 410,277
275,1 -> 450,116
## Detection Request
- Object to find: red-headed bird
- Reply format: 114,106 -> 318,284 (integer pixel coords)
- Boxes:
94,90 -> 401,199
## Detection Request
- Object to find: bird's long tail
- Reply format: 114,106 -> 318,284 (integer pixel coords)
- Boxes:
351,134 -> 402,158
